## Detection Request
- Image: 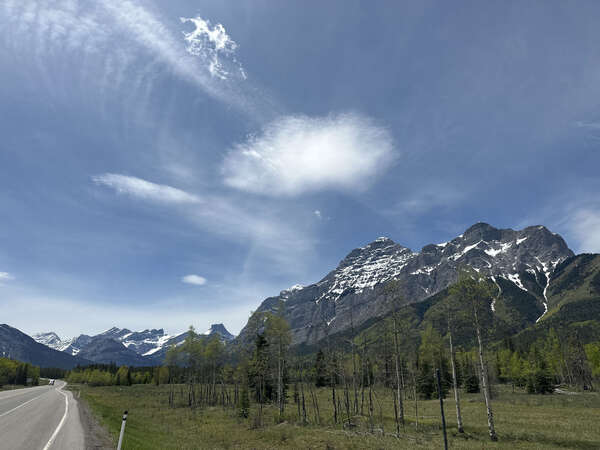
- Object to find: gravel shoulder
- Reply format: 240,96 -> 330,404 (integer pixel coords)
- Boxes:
76,391 -> 115,450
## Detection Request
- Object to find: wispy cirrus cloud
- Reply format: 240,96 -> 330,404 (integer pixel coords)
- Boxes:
93,173 -> 201,204
222,113 -> 396,196
92,174 -> 316,275
575,121 -> 600,130
0,272 -> 15,283
0,0 -> 250,112
181,274 -> 207,286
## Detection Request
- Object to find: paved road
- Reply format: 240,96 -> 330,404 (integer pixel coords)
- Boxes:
0,380 -> 85,450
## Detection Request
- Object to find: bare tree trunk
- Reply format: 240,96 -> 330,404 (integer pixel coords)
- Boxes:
327,331 -> 338,425
360,334 -> 367,415
412,368 -> 418,431
344,375 -> 351,426
350,299 -> 359,414
368,372 -> 374,433
277,340 -> 283,421
300,370 -> 307,425
296,384 -> 301,421
449,329 -> 464,433
474,309 -> 498,441
392,311 -> 405,430
392,386 -> 399,434
331,373 -> 338,424
309,385 -> 320,425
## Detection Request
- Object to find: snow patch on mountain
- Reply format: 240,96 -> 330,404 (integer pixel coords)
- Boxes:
485,242 -> 512,257
316,239 -> 415,303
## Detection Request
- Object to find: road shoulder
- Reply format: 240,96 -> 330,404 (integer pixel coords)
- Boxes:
75,390 -> 115,449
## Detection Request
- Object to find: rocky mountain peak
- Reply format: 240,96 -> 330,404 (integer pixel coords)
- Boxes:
33,332 -> 62,349
237,222 -> 575,348
204,323 -> 235,341
462,222 -> 502,242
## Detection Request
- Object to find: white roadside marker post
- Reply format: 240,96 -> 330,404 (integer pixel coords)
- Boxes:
117,410 -> 128,450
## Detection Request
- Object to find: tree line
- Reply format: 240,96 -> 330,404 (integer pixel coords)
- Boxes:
0,357 -> 41,387
67,363 -> 157,386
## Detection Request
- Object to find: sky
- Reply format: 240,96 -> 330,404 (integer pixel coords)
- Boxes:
1,0 -> 600,338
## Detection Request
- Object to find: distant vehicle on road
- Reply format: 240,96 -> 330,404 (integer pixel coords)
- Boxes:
49,379 -> 55,385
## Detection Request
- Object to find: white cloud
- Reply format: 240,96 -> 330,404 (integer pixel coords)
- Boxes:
182,274 -> 207,286
93,173 -> 201,204
222,113 -> 396,196
314,210 -> 322,220
0,272 -> 15,282
180,16 -> 245,80
564,208 -> 600,253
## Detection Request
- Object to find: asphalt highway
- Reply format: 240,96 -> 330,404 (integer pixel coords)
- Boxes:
0,380 -> 84,450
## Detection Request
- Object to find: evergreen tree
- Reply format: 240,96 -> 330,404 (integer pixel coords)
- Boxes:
239,383 -> 250,418
416,360 -> 437,399
314,349 -> 328,387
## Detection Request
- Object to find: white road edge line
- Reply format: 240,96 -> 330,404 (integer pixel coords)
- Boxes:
0,391 -> 48,418
42,385 -> 69,450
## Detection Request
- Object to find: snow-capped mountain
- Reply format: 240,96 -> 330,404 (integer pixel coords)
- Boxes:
237,223 -> 574,347
33,323 -> 236,365
33,332 -> 69,351
99,327 -> 174,356
5,325 -> 89,369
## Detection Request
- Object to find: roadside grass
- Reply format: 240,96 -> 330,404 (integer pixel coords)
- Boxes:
74,383 -> 600,449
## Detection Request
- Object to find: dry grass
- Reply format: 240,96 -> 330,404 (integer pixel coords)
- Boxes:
74,383 -> 600,449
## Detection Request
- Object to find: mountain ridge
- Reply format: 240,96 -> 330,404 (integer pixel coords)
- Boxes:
235,222 -> 574,348
31,323 -> 236,366
1,324 -> 91,369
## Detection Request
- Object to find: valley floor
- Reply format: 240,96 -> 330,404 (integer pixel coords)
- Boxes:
73,383 -> 600,449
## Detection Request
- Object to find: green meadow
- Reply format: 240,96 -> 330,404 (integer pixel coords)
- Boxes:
74,383 -> 600,449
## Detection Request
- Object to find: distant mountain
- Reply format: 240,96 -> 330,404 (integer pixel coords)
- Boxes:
32,332 -> 67,351
32,323 -> 236,366
61,334 -> 93,356
98,327 -> 175,356
202,324 -> 235,341
1,324 -> 90,369
146,324 -> 236,363
236,223 -> 574,348
75,335 -> 149,366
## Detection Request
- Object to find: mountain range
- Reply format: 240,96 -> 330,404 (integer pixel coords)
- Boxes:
1,324 -> 91,369
236,222 -> 575,349
4,222 -> 599,368
14,324 -> 234,368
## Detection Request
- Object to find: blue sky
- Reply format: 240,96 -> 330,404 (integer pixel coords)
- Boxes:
1,0 -> 600,338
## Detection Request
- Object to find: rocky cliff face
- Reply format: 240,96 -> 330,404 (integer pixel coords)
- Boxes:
237,223 -> 574,347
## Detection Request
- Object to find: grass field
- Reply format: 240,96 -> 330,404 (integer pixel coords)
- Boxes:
73,383 -> 600,449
